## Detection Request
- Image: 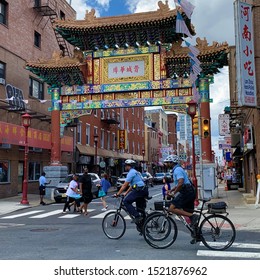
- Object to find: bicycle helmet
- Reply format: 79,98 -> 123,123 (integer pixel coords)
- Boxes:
164,155 -> 179,163
125,159 -> 136,166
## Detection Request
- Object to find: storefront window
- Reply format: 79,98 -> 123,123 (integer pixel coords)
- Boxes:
28,162 -> 41,181
0,161 -> 9,183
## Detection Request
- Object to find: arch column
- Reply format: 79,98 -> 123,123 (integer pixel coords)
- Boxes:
50,87 -> 61,165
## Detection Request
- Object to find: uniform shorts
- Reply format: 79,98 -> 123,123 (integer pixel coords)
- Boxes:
171,184 -> 195,211
39,188 -> 45,196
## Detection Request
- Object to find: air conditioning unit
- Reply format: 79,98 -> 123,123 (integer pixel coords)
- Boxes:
0,78 -> 5,85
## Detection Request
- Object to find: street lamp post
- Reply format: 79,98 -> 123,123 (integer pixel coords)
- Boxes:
94,134 -> 98,174
142,149 -> 145,172
21,113 -> 32,205
187,100 -> 198,206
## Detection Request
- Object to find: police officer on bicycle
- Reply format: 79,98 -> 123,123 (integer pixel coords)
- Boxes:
116,159 -> 148,223
164,155 -> 199,227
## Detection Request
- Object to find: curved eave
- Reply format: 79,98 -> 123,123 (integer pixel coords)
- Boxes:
26,64 -> 86,86
54,7 -> 180,29
166,47 -> 229,77
54,12 -> 194,50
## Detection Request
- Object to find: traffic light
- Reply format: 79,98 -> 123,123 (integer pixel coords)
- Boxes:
192,115 -> 199,135
202,118 -> 210,138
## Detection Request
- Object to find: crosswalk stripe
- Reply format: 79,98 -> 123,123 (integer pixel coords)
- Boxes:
0,210 -> 44,219
199,242 -> 260,249
30,210 -> 64,218
59,214 -> 81,219
59,209 -> 95,218
197,250 -> 260,259
90,210 -> 131,219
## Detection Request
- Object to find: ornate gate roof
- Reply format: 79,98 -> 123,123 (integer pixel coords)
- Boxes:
53,1 -> 194,51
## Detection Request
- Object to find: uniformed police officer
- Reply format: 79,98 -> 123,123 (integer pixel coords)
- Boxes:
116,159 -> 148,223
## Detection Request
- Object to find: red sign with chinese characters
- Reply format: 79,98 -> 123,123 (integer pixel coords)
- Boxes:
0,121 -> 73,152
117,129 -> 127,150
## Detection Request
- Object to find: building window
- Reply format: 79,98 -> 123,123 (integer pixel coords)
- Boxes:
28,162 -> 41,181
34,31 -> 41,48
0,0 -> 8,25
29,77 -> 44,99
112,132 -> 116,151
0,143 -> 11,149
60,10 -> 65,20
0,61 -> 6,80
101,129 -> 104,149
0,161 -> 9,183
86,124 -> 90,145
77,122 -> 82,144
107,131 -> 110,150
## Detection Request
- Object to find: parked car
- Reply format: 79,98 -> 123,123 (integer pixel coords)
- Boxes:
142,172 -> 154,187
153,172 -> 166,185
116,171 -> 146,191
53,173 -> 101,203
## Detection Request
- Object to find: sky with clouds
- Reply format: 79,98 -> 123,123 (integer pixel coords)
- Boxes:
67,0 -> 235,156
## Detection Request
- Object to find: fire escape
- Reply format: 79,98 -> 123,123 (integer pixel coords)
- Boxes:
33,0 -> 71,57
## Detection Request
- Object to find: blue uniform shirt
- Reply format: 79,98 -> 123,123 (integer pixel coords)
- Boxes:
172,164 -> 190,186
125,168 -> 145,187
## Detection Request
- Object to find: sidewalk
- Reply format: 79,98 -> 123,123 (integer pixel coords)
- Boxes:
0,185 -> 260,231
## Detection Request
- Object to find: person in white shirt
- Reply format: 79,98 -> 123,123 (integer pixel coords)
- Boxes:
62,174 -> 80,213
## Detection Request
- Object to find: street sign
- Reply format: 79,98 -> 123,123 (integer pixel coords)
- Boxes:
218,114 -> 230,136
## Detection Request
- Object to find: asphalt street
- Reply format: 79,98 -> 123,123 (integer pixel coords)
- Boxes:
0,184 -> 260,260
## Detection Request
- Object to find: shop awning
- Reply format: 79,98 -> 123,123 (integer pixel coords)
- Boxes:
76,144 -> 143,161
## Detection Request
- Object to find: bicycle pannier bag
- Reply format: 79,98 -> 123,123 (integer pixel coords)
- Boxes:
154,201 -> 171,210
207,201 -> 227,213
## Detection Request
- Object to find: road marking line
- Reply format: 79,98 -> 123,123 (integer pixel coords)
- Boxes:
0,223 -> 25,228
59,214 -> 81,219
30,210 -> 64,218
197,250 -> 260,259
0,210 -> 44,219
199,242 -> 260,249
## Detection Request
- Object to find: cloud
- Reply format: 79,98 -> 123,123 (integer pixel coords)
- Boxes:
69,0 -> 101,19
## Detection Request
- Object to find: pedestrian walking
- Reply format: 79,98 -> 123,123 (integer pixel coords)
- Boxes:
38,172 -> 51,205
78,167 -> 93,215
100,173 -> 111,211
62,174 -> 80,213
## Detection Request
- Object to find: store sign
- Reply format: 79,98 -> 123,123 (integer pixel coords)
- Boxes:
243,124 -> 253,152
218,114 -> 230,136
5,84 -> 26,110
117,129 -> 127,150
0,121 -> 72,152
234,1 -> 257,106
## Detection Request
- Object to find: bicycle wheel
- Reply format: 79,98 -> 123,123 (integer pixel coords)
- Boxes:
102,211 -> 126,239
143,212 -> 178,249
199,214 -> 236,250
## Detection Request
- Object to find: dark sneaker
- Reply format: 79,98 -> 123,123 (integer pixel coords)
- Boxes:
131,216 -> 143,224
190,214 -> 199,227
190,237 -> 202,244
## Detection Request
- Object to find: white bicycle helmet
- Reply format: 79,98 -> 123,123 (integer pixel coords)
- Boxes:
164,155 -> 179,163
125,159 -> 136,166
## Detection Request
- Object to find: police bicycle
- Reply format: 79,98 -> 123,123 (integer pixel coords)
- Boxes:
143,198 -> 236,250
102,194 -> 152,239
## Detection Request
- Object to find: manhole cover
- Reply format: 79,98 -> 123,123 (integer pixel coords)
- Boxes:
30,228 -> 59,232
